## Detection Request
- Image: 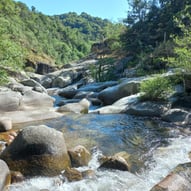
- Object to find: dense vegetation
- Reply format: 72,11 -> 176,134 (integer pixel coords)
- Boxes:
120,0 -> 191,100
122,0 -> 191,73
0,0 -> 124,83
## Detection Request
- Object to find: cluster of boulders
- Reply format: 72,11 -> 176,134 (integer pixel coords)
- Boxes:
1,124 -> 191,191
0,81 -> 62,126
2,59 -> 189,126
0,59 -> 191,190
0,124 -> 135,190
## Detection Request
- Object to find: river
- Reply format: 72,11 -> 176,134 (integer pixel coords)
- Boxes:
8,114 -> 191,191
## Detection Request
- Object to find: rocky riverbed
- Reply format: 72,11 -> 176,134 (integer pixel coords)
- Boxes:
0,59 -> 191,190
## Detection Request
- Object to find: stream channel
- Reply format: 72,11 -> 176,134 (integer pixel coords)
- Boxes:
9,113 -> 191,191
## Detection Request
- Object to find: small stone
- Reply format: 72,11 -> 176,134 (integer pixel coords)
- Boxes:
82,169 -> 96,179
11,171 -> 24,183
99,155 -> 129,171
68,145 -> 91,167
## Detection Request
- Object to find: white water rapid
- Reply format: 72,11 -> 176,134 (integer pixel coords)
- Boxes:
8,135 -> 191,191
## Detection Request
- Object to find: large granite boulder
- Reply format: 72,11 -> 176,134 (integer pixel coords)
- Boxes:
98,78 -> 143,105
150,162 -> 191,191
93,94 -> 140,114
0,125 -> 71,177
0,160 -> 11,191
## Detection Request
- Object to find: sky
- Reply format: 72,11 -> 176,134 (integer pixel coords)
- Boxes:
14,0 -> 128,22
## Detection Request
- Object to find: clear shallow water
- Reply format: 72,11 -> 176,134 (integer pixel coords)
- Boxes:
8,114 -> 191,191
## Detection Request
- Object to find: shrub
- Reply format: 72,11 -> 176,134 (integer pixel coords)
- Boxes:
140,76 -> 173,101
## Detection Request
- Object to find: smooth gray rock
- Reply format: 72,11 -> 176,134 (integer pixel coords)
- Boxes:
98,78 -> 142,105
92,94 -> 140,114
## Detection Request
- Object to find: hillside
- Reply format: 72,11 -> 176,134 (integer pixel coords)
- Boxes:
0,0 -> 124,80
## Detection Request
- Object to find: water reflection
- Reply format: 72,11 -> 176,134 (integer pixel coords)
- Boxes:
46,114 -> 188,164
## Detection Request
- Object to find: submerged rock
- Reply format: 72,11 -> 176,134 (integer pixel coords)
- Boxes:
63,167 -> 83,182
81,169 -> 96,179
0,125 -> 71,177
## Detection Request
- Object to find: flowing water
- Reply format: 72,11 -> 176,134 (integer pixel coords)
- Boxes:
9,114 -> 191,191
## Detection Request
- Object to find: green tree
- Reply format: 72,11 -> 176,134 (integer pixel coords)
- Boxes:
170,5 -> 191,72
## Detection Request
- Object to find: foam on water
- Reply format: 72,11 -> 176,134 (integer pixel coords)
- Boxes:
8,135 -> 191,191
